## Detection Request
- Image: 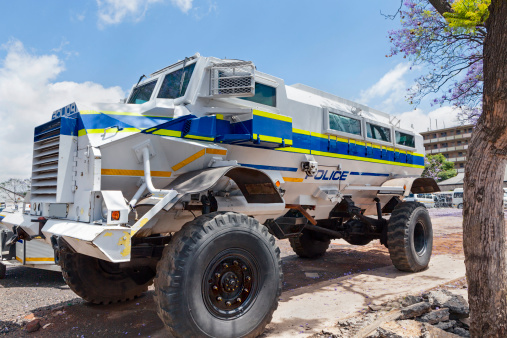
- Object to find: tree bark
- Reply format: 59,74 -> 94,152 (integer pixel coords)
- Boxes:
463,1 -> 507,337
428,0 -> 453,16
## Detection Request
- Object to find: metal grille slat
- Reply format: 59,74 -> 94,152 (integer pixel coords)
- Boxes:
33,156 -> 59,166
31,179 -> 58,187
33,148 -> 59,159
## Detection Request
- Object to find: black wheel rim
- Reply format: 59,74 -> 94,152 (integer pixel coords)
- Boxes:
202,249 -> 258,320
413,221 -> 427,256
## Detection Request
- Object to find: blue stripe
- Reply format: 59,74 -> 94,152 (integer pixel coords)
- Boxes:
239,163 -> 298,172
349,172 -> 390,177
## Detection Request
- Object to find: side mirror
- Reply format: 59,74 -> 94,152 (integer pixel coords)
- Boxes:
210,61 -> 255,98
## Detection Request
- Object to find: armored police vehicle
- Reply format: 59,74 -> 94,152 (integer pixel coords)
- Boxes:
0,54 -> 438,337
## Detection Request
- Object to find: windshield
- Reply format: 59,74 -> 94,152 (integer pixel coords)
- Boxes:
157,63 -> 196,99
128,80 -> 157,104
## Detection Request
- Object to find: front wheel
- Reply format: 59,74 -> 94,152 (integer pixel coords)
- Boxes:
61,252 -> 154,304
154,212 -> 282,338
387,202 -> 433,272
0,262 -> 6,279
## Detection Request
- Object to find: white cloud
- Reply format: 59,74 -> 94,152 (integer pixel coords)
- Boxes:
0,40 -> 125,182
171,0 -> 193,13
395,106 -> 461,133
96,0 -> 193,26
358,63 -> 410,111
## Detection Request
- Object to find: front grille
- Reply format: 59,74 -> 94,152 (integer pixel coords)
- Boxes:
210,61 -> 255,97
31,121 -> 62,202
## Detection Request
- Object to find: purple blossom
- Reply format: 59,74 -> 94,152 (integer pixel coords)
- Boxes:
387,1 -> 483,124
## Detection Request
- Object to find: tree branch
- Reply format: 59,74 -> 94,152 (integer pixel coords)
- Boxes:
428,0 -> 453,17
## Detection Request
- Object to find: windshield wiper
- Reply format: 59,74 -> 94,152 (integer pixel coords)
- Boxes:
178,57 -> 190,96
136,74 -> 147,87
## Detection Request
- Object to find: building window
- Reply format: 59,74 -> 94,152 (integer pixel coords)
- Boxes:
444,153 -> 449,158
460,163 -> 464,168
458,152 -> 463,156
433,134 -> 437,138
441,142 -> 448,148
456,130 -> 461,135
441,132 -> 447,137
468,128 -> 473,133
433,145 -> 438,149
457,141 -> 462,145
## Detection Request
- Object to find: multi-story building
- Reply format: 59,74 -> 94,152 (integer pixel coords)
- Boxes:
420,124 -> 474,173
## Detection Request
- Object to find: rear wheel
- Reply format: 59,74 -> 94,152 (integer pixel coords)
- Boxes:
61,252 -> 154,304
289,228 -> 331,258
387,202 -> 433,272
457,203 -> 463,209
344,220 -> 372,246
155,212 -> 282,338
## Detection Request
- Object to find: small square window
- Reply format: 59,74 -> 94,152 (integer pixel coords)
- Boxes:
366,123 -> 391,142
328,113 -> 361,135
395,131 -> 415,148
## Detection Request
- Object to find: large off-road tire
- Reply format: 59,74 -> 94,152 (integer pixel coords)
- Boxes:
387,202 -> 433,272
154,212 -> 282,338
289,228 -> 331,258
344,220 -> 372,246
61,252 -> 153,304
0,262 -> 6,279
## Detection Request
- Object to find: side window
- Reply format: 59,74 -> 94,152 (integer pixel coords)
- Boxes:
158,63 -> 196,99
328,113 -> 361,135
366,122 -> 391,142
395,131 -> 415,148
128,81 -> 157,104
240,82 -> 276,107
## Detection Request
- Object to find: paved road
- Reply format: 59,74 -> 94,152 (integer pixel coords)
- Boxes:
0,209 -> 466,337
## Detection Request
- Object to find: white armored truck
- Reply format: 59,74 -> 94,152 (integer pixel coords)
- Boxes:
0,54 -> 439,337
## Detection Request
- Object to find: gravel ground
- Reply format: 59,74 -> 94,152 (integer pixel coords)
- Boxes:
0,209 -> 468,337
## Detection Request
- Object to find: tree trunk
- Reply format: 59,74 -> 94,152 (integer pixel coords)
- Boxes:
463,1 -> 507,337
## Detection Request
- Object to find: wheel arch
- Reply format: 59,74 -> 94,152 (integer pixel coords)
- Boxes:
381,177 -> 440,197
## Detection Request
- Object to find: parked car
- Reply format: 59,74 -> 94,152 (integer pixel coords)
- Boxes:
404,193 -> 436,208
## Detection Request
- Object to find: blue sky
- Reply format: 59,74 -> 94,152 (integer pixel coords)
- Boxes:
0,0 -> 460,180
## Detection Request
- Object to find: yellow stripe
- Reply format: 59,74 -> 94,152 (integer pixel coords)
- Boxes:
78,129 -> 86,137
145,128 -> 157,133
311,150 -> 424,169
84,128 -> 141,135
25,257 -> 55,262
216,114 -> 224,120
252,134 -> 292,146
153,129 -> 182,137
16,256 -> 22,263
293,128 -> 310,135
101,169 -> 172,177
206,148 -> 227,156
253,110 -> 292,123
311,132 -> 328,139
172,149 -> 206,171
283,177 -> 304,182
184,135 -> 215,141
275,147 -> 310,154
